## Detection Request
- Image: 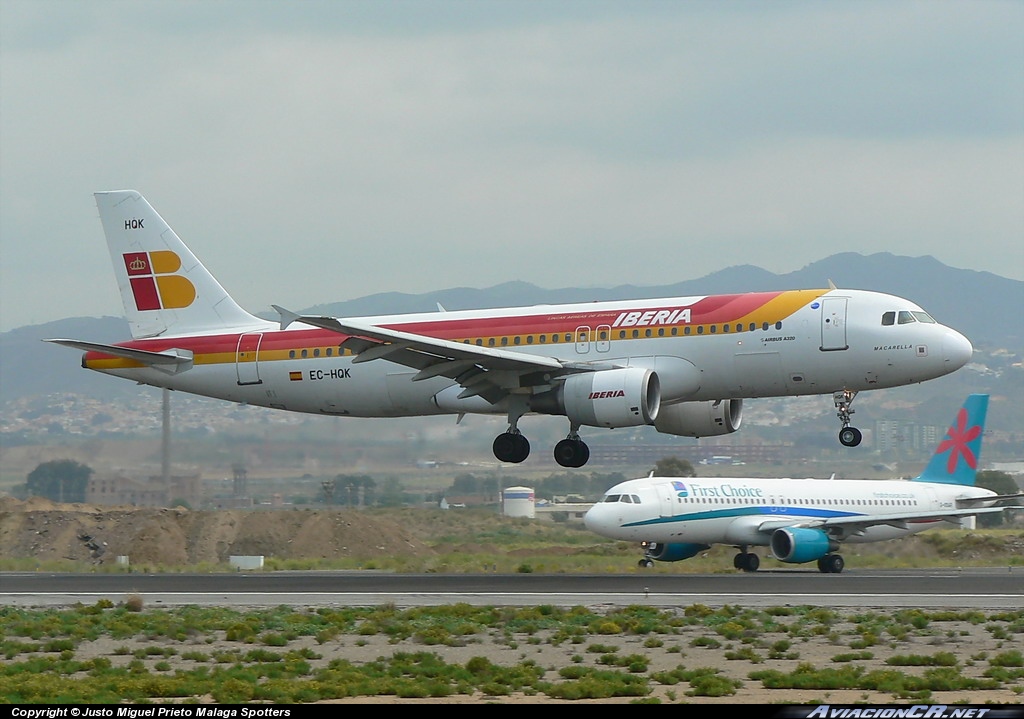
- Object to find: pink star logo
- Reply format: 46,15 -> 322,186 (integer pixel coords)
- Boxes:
935,407 -> 982,474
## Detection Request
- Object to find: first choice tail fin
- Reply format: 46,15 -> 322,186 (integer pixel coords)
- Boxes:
95,190 -> 264,339
913,394 -> 989,486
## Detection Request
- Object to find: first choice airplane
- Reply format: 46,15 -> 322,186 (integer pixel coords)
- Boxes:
584,394 -> 1022,573
47,190 -> 974,468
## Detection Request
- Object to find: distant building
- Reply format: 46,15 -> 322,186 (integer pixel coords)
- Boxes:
86,472 -> 201,508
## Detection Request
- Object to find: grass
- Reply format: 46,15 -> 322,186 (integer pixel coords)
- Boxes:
1,601 -> 1021,704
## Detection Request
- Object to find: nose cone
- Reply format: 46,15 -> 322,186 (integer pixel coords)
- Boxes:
583,505 -> 599,532
944,329 -> 973,371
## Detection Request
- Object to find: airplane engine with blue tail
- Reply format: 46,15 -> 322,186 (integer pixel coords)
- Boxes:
642,541 -> 712,562
770,527 -> 837,564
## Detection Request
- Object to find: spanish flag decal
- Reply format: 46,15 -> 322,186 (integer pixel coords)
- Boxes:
289,371 -> 302,381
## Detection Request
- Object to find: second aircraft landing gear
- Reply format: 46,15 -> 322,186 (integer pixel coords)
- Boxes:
834,389 -> 863,447
733,549 -> 760,572
817,554 -> 845,573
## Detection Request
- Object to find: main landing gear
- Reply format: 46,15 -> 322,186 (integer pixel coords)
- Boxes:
733,548 -> 760,572
553,424 -> 589,468
492,430 -> 592,467
834,389 -> 863,447
817,554 -> 845,573
491,405 -> 591,468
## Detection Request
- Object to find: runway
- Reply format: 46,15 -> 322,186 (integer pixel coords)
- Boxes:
2,567 -> 1021,610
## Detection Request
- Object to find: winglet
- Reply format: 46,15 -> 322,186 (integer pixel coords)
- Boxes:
913,394 -> 989,486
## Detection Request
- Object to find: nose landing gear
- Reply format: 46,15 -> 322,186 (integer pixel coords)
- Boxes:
834,389 -> 863,447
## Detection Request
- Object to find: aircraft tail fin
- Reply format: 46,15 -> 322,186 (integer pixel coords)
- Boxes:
912,394 -> 989,486
94,190 -> 264,339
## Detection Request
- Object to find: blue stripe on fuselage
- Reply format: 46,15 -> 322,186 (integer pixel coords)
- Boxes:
621,506 -> 861,528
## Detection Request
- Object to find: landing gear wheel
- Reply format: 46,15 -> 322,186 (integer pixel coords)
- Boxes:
638,558 -> 654,569
553,438 -> 590,468
817,554 -> 845,573
493,432 -> 530,463
734,552 -> 760,572
839,426 -> 863,447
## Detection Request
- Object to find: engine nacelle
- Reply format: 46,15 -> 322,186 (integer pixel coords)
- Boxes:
533,367 -> 660,428
643,541 -> 711,562
654,399 -> 743,438
770,527 -> 836,564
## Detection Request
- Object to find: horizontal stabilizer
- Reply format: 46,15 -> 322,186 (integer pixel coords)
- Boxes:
44,339 -> 194,374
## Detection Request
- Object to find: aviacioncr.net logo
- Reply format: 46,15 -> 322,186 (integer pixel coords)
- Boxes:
123,251 -> 196,311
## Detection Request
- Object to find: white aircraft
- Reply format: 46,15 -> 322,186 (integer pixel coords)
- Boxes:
48,190 -> 973,468
584,394 -> 1021,573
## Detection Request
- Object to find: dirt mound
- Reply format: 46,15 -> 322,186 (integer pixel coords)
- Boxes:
0,497 -> 436,566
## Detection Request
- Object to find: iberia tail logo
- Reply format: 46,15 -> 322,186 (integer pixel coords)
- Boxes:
123,251 -> 196,311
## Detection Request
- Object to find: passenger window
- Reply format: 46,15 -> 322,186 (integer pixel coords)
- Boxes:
882,312 -> 895,326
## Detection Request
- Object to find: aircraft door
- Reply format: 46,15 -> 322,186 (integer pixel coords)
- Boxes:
655,483 -> 677,518
575,325 -> 591,354
236,333 -> 264,385
596,324 -> 611,353
820,297 -> 849,351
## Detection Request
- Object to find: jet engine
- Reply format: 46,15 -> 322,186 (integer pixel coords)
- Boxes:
643,541 -> 711,562
770,527 -> 836,564
532,367 -> 660,428
654,399 -> 742,438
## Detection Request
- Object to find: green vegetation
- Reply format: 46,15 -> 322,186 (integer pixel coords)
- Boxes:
1,602 -> 1020,704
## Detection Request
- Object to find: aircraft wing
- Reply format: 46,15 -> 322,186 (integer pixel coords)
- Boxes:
756,506 -> 1006,539
44,339 -> 194,375
273,306 -> 614,403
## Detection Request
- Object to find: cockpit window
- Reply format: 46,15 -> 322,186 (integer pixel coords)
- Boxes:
882,311 -> 895,326
898,311 -> 915,324
912,311 -> 936,323
603,494 -> 621,503
631,494 -> 641,503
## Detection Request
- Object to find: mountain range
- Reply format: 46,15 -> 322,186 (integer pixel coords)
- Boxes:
2,252 -> 1021,408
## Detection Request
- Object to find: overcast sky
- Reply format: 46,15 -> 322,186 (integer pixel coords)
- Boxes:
1,0 -> 1021,332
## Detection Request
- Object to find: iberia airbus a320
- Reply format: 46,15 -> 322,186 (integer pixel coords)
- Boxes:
47,191 -> 973,468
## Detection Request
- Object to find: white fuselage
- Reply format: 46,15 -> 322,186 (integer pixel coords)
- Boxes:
583,476 -> 997,547
87,288 -> 972,419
